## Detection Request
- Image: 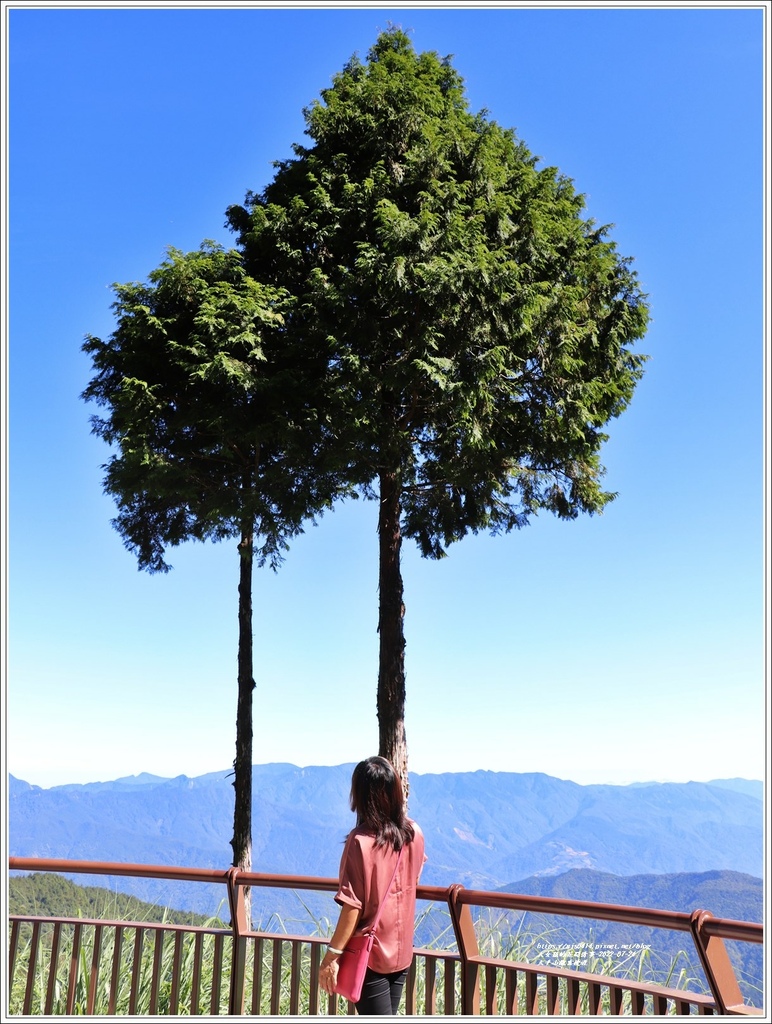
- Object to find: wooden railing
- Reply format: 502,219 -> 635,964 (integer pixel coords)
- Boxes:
8,857 -> 764,1016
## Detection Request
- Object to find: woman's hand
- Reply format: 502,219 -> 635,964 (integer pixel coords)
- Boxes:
319,956 -> 339,994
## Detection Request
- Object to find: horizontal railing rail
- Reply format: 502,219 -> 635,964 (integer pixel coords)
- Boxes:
8,857 -> 763,1016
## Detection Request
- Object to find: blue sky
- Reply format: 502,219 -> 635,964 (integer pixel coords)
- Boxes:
4,3 -> 768,789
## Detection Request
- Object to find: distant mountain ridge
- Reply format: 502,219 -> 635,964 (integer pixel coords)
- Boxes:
9,765 -> 762,919
500,867 -> 763,923
9,768 -> 763,1009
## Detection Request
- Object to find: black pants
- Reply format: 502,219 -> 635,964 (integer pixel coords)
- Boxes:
355,967 -> 409,1015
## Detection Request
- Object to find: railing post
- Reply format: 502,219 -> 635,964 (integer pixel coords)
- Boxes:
227,867 -> 248,1015
689,909 -> 745,1014
447,884 -> 481,1015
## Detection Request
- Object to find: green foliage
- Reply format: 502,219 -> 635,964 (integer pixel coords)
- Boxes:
82,242 -> 343,573
227,27 -> 650,559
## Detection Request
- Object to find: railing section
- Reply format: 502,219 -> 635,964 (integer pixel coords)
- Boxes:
8,857 -> 764,1016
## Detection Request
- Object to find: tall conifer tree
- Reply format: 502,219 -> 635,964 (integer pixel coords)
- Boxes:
82,244 -> 342,920
227,30 -> 650,790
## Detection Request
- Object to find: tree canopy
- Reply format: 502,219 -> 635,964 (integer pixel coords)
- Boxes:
83,242 -> 338,573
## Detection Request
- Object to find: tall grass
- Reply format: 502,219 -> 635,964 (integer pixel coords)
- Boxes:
8,901 -> 761,1016
8,910 -> 233,1015
468,909 -> 711,1015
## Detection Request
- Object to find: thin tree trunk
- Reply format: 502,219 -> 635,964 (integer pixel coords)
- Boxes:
377,469 -> 409,797
231,521 -> 254,928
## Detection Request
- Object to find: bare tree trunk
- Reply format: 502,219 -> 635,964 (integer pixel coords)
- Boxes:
377,469 -> 409,797
231,522 -> 254,928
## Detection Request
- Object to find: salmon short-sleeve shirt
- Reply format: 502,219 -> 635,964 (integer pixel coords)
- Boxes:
335,821 -> 426,974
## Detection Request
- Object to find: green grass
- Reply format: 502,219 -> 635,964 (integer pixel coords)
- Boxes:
9,911 -> 233,1015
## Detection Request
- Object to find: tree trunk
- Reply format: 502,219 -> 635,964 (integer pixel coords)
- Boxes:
377,469 -> 409,797
231,522 -> 254,928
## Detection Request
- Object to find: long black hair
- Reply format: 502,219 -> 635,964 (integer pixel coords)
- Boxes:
349,756 -> 414,851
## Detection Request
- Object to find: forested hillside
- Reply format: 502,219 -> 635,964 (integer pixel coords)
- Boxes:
9,872 -> 223,927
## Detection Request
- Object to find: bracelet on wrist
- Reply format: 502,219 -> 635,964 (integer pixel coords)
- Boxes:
327,945 -> 344,956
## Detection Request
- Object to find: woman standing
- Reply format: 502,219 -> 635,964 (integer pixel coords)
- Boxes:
319,756 -> 426,1015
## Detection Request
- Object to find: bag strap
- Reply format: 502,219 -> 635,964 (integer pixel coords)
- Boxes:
368,845 -> 404,935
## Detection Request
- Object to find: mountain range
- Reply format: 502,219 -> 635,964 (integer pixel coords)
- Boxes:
9,765 -> 762,914
9,765 -> 763,1007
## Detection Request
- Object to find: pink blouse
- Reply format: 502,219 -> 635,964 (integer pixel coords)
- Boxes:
335,821 -> 426,974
